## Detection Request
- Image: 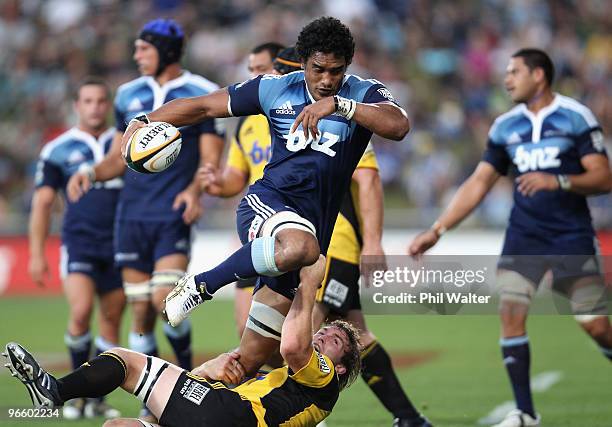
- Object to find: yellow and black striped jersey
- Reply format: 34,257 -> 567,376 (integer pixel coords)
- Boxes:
234,348 -> 339,426
226,114 -> 271,185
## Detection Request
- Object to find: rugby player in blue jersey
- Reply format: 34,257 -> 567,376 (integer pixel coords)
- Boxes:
122,16 -> 410,390
409,49 -> 612,427
29,77 -> 124,420
68,19 -> 225,421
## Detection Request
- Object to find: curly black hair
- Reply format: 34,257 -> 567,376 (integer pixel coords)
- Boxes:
296,17 -> 355,65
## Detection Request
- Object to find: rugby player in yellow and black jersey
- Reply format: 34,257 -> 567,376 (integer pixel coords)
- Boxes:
5,257 -> 362,427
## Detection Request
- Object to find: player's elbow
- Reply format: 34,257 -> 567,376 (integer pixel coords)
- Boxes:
280,340 -> 308,364
386,116 -> 410,141
600,173 -> 612,193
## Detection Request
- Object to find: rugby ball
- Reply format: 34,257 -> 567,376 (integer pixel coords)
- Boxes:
125,122 -> 182,174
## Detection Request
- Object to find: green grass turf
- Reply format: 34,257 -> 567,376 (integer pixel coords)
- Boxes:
0,296 -> 610,426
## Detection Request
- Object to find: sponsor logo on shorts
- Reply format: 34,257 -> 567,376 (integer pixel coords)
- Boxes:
323,279 -> 349,308
175,239 -> 189,251
179,378 -> 210,405
68,262 -> 93,272
581,257 -> 599,273
115,252 -> 139,262
248,215 -> 264,241
316,351 -> 331,374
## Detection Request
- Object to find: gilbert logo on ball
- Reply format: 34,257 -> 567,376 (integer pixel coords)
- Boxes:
125,122 -> 182,173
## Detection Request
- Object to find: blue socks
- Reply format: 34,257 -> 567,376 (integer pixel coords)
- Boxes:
195,237 -> 281,295
163,320 -> 192,370
501,335 -> 535,418
65,331 -> 92,370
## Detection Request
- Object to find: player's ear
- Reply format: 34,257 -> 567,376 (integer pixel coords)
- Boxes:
532,67 -> 545,84
335,363 -> 346,376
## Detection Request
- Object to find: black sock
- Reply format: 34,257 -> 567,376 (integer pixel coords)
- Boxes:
92,336 -> 117,403
600,345 -> 612,361
64,331 -> 92,370
56,352 -> 127,402
501,335 -> 535,418
163,321 -> 192,370
360,341 -> 420,419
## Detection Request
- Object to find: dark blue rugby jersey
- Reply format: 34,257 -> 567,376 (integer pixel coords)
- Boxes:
114,71 -> 224,221
228,71 -> 400,252
483,94 -> 607,235
35,127 -> 121,253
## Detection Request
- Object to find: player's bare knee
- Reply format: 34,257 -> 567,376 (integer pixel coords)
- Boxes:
276,233 -> 319,271
499,301 -> 528,335
103,418 -> 149,427
68,310 -> 92,335
580,317 -> 610,341
102,419 -> 125,427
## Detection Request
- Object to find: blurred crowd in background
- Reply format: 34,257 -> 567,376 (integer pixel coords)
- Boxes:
0,0 -> 610,233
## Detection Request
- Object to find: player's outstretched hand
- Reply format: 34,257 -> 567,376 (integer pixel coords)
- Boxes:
515,172 -> 559,197
67,173 -> 92,202
299,255 -> 326,289
192,351 -> 245,384
197,163 -> 222,195
291,96 -> 336,141
28,255 -> 48,288
408,229 -> 439,258
360,243 -> 387,287
173,186 -> 202,225
120,120 -> 146,159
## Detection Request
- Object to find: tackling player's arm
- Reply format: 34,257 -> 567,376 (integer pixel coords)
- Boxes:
172,132 -> 226,225
121,89 -> 231,155
191,350 -> 246,384
516,153 -> 612,196
200,137 -> 250,197
408,162 -> 500,256
66,132 -> 125,202
280,256 -> 326,372
199,164 -> 249,197
353,167 -> 384,254
28,186 -> 57,287
292,98 -> 409,142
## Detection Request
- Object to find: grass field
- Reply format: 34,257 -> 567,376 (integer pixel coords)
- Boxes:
0,296 -> 610,426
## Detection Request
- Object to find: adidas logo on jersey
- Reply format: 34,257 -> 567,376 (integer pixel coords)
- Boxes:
128,98 -> 144,111
507,132 -> 522,145
67,150 -> 86,165
275,101 -> 295,115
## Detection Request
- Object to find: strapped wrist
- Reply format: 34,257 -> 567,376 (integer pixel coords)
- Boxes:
431,221 -> 447,238
78,163 -> 96,182
333,95 -> 357,120
129,114 -> 150,126
556,174 -> 571,191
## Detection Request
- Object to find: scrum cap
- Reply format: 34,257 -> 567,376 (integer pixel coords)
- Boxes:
139,19 -> 184,75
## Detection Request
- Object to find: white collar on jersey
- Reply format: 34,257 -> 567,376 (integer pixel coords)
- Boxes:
303,73 -> 351,104
519,93 -> 560,143
146,70 -> 192,110
67,127 -> 115,162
